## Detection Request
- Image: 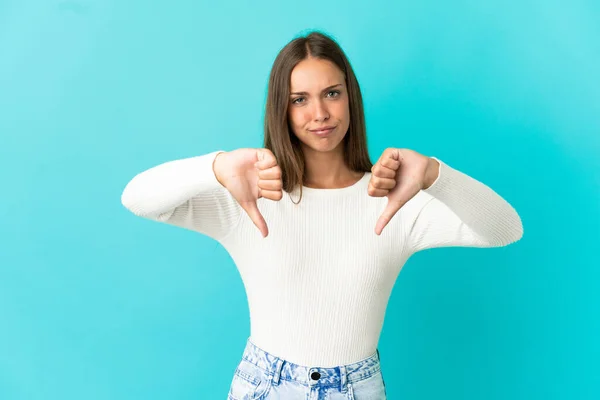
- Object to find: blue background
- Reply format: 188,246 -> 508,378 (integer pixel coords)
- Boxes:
1,0 -> 599,399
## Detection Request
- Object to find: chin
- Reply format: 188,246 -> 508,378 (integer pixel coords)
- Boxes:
302,138 -> 345,154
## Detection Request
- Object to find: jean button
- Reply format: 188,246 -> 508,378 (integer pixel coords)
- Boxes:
310,371 -> 321,380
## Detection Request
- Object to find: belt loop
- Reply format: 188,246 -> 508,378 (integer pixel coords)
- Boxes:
339,365 -> 348,394
271,358 -> 284,386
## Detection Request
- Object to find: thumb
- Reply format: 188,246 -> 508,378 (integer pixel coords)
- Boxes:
240,200 -> 268,238
375,178 -> 417,235
375,200 -> 402,236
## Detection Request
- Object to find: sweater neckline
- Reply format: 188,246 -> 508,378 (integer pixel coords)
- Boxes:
291,172 -> 370,198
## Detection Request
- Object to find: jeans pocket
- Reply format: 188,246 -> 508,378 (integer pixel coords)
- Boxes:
228,360 -> 271,400
348,370 -> 387,400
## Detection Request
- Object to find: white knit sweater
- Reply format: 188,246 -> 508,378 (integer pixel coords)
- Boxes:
121,150 -> 523,367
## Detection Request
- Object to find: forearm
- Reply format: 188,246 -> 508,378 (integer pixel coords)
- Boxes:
422,158 -> 523,247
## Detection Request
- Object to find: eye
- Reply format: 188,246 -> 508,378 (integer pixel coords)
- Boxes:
292,97 -> 305,105
326,90 -> 341,98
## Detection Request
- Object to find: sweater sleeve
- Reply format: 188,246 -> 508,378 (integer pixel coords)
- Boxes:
405,158 -> 523,253
120,151 -> 242,241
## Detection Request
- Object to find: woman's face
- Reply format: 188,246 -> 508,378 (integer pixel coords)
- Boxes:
287,57 -> 350,155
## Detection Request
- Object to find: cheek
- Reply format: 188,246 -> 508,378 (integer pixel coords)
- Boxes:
289,109 -> 309,130
331,95 -> 349,114
333,101 -> 350,123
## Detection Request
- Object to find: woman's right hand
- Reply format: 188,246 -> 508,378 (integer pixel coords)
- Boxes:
212,148 -> 283,237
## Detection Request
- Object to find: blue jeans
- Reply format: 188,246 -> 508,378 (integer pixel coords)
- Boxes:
228,338 -> 387,399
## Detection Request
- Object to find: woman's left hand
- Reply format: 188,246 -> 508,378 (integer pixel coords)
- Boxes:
368,148 -> 440,235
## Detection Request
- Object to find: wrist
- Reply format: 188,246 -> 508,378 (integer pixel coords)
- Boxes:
423,158 -> 440,189
212,151 -> 228,187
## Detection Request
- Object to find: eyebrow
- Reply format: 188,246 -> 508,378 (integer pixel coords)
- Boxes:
290,83 -> 343,96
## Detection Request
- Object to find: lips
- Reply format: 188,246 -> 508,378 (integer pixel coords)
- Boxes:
309,126 -> 336,136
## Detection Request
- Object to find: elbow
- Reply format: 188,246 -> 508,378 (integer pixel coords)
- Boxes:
514,217 -> 524,242
120,185 -> 139,215
120,182 -> 172,221
497,213 -> 524,247
506,224 -> 524,246
120,182 -> 148,217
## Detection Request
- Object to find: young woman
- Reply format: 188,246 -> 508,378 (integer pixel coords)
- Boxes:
121,31 -> 523,400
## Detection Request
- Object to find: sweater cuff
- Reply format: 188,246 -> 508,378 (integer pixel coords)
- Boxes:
196,150 -> 227,189
422,157 -> 457,199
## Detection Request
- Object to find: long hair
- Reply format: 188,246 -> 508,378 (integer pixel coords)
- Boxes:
263,31 -> 372,202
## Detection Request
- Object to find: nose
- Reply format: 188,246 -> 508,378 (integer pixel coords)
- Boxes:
312,99 -> 329,122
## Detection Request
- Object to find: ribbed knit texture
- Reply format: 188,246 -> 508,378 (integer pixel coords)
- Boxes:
121,151 -> 523,367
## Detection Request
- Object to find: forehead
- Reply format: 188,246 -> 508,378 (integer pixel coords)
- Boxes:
290,58 -> 344,91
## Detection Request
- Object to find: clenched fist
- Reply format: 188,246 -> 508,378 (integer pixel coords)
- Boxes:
213,148 -> 283,237
368,148 -> 440,235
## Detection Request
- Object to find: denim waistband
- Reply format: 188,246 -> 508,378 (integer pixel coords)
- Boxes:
240,338 -> 382,390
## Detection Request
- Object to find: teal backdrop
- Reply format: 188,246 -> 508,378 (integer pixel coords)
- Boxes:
1,1 -> 598,399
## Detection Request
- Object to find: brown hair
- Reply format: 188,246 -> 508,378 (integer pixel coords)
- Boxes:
263,30 -> 372,202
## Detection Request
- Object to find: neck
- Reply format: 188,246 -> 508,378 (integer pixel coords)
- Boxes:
302,147 -> 364,189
